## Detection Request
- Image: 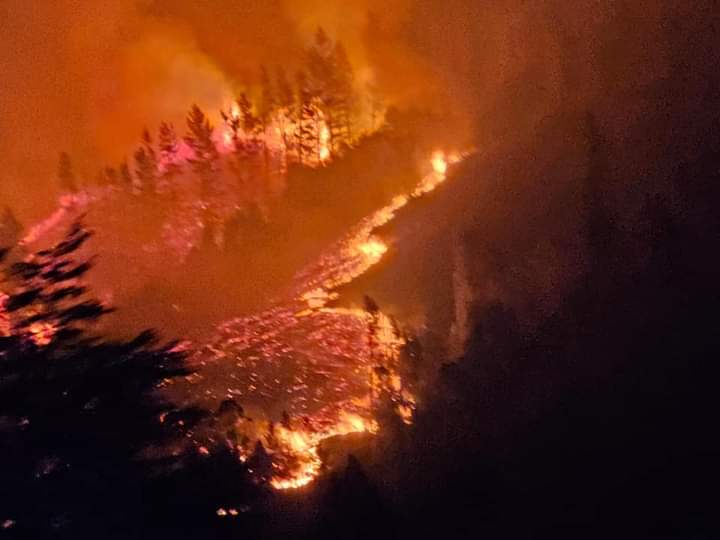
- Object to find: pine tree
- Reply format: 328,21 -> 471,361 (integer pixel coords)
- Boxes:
296,70 -> 320,165
0,221 -> 195,534
238,93 -> 260,144
184,104 -> 219,196
258,66 -> 277,187
276,67 -> 295,112
185,105 -> 221,245
276,67 -> 296,161
58,152 -> 77,193
305,28 -> 356,157
119,159 -> 133,188
258,65 -> 277,130
133,147 -> 153,194
133,128 -> 158,194
329,41 -> 355,150
157,122 -> 182,192
158,122 -> 181,175
307,27 -> 334,101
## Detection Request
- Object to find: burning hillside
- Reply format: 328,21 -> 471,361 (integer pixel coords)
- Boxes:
4,1 -> 716,537
166,151 -> 465,489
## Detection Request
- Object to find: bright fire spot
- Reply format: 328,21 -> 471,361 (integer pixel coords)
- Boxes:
222,128 -> 233,148
431,150 -> 448,176
356,237 -> 387,261
319,124 -> 331,163
269,411 -> 378,490
28,322 -> 55,346
230,102 -> 240,120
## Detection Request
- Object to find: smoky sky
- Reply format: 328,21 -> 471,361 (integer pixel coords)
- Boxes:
1,0 -> 716,222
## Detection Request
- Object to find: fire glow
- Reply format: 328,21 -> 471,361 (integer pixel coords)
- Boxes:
179,151 -> 460,491
15,148 -> 462,492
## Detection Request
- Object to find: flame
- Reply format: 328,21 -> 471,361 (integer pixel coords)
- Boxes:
269,411 -> 378,490
356,237 -> 387,261
178,150 -> 469,491
431,150 -> 448,175
230,102 -> 240,120
319,124 -> 331,163
28,321 -> 55,346
264,152 -> 466,489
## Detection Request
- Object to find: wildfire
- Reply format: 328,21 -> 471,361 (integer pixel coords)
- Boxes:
431,150 -> 448,176
176,149 -> 468,492
230,101 -> 241,120
319,124 -> 331,163
269,411 -> 378,490
356,237 -> 387,261
28,322 -> 55,347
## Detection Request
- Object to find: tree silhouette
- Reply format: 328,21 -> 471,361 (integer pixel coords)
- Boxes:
158,121 -> 182,191
133,128 -> 158,194
119,159 -> 133,188
185,104 -> 219,195
0,221 -> 195,535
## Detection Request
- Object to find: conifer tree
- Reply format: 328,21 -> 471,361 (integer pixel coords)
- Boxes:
275,67 -> 296,160
0,221 -> 195,534
296,71 -> 320,165
133,128 -> 158,194
119,159 -> 133,188
329,41 -> 355,150
238,93 -> 260,144
307,27 -> 334,101
133,147 -> 153,194
158,122 -> 179,166
184,104 -> 219,196
157,121 -> 182,192
276,67 -> 295,112
258,65 -> 277,131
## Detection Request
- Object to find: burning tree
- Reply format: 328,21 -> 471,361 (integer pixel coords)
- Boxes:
296,70 -> 322,166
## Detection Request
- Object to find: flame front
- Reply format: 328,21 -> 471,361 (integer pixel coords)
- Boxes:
168,150 -> 466,491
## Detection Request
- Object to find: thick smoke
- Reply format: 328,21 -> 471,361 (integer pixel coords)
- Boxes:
0,0 -> 428,222
2,0 -> 716,229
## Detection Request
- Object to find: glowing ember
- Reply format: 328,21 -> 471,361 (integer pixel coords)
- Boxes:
173,150 -> 468,491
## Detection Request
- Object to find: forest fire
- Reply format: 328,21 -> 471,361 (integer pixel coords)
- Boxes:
431,150 -> 448,176
2,2 -> 716,536
171,150 -> 461,490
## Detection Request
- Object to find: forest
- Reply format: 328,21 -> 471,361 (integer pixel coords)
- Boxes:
1,1 -> 719,538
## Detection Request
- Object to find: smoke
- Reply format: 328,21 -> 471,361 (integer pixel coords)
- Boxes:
2,0 -> 716,226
